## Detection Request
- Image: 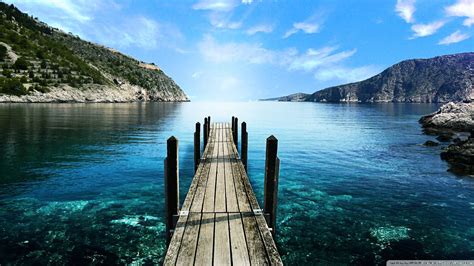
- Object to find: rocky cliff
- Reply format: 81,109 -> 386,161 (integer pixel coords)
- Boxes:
275,53 -> 474,103
0,3 -> 189,102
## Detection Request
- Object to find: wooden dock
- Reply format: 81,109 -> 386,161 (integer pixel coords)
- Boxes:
163,120 -> 282,265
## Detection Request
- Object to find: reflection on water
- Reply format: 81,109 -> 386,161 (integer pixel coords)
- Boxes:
0,102 -> 473,264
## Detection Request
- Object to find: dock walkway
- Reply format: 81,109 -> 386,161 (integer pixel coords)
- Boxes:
163,122 -> 282,265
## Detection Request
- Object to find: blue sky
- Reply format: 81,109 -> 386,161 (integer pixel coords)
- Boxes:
5,0 -> 474,101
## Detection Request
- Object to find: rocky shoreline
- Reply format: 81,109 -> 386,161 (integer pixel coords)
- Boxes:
420,102 -> 474,175
0,84 -> 189,103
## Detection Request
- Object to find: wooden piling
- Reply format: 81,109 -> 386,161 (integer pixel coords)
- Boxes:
233,117 -> 238,146
165,136 -> 179,245
263,135 -> 279,237
194,122 -> 200,173
241,122 -> 248,172
207,116 -> 211,136
204,117 -> 208,147
231,116 -> 235,134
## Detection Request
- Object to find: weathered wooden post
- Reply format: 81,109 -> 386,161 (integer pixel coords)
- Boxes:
233,117 -> 238,146
241,122 -> 248,172
204,117 -> 208,147
194,122 -> 200,173
231,116 -> 235,135
263,135 -> 279,237
165,136 -> 179,245
207,116 -> 211,137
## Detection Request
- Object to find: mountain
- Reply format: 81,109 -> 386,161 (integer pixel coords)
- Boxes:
0,3 -> 188,102
274,53 -> 474,103
260,93 -> 310,102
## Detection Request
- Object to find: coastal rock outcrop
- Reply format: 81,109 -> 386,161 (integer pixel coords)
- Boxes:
420,102 -> 474,175
420,102 -> 474,132
440,137 -> 474,175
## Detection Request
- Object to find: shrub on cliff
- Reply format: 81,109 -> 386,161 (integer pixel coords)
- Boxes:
0,78 -> 28,95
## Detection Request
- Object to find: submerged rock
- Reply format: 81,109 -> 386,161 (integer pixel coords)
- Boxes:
441,137 -> 474,175
423,140 -> 439,147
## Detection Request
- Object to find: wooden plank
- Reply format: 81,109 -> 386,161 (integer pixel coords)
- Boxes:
213,213 -> 231,265
230,158 -> 252,212
231,137 -> 283,265
225,130 -> 239,213
194,213 -> 214,265
190,127 -> 217,212
215,123 -> 227,212
163,214 -> 189,265
228,212 -> 251,266
241,212 -> 269,265
180,124 -> 216,212
202,124 -> 220,212
175,213 -> 202,266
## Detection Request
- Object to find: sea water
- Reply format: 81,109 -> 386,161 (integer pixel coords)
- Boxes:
0,102 -> 472,264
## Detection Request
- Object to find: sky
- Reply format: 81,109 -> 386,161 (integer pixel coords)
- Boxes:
4,0 -> 474,101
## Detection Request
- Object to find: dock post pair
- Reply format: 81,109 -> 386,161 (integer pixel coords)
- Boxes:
232,116 -> 248,171
195,116 -> 210,173
231,116 -> 238,146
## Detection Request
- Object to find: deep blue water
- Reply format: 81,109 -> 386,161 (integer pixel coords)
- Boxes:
0,102 -> 473,264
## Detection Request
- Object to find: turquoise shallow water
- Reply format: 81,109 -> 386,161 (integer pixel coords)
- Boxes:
0,102 -> 473,264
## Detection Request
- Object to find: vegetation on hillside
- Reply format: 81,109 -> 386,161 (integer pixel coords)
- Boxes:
0,3 -> 109,95
0,2 -> 186,100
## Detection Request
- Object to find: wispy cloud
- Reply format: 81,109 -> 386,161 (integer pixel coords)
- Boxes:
438,30 -> 470,45
192,0 -> 251,30
313,65 -> 380,83
410,20 -> 446,38
198,35 -> 279,64
445,0 -> 474,27
208,12 -> 242,29
192,0 -> 240,12
246,24 -> 273,35
288,47 -> 357,72
198,35 -> 377,83
6,0 -> 184,51
94,17 -> 184,50
283,12 -> 324,38
7,0 -> 97,22
395,0 -> 416,23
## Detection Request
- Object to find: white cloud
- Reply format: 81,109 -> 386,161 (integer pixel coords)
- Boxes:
410,20 -> 446,38
288,47 -> 357,72
445,0 -> 474,27
438,30 -> 470,45
283,13 -> 324,38
193,0 -> 250,30
192,0 -> 240,12
8,0 -> 93,22
246,24 -> 274,35
198,35 -> 375,84
95,17 -> 184,50
314,65 -> 380,83
395,0 -> 416,23
208,12 -> 242,29
198,35 -> 278,64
